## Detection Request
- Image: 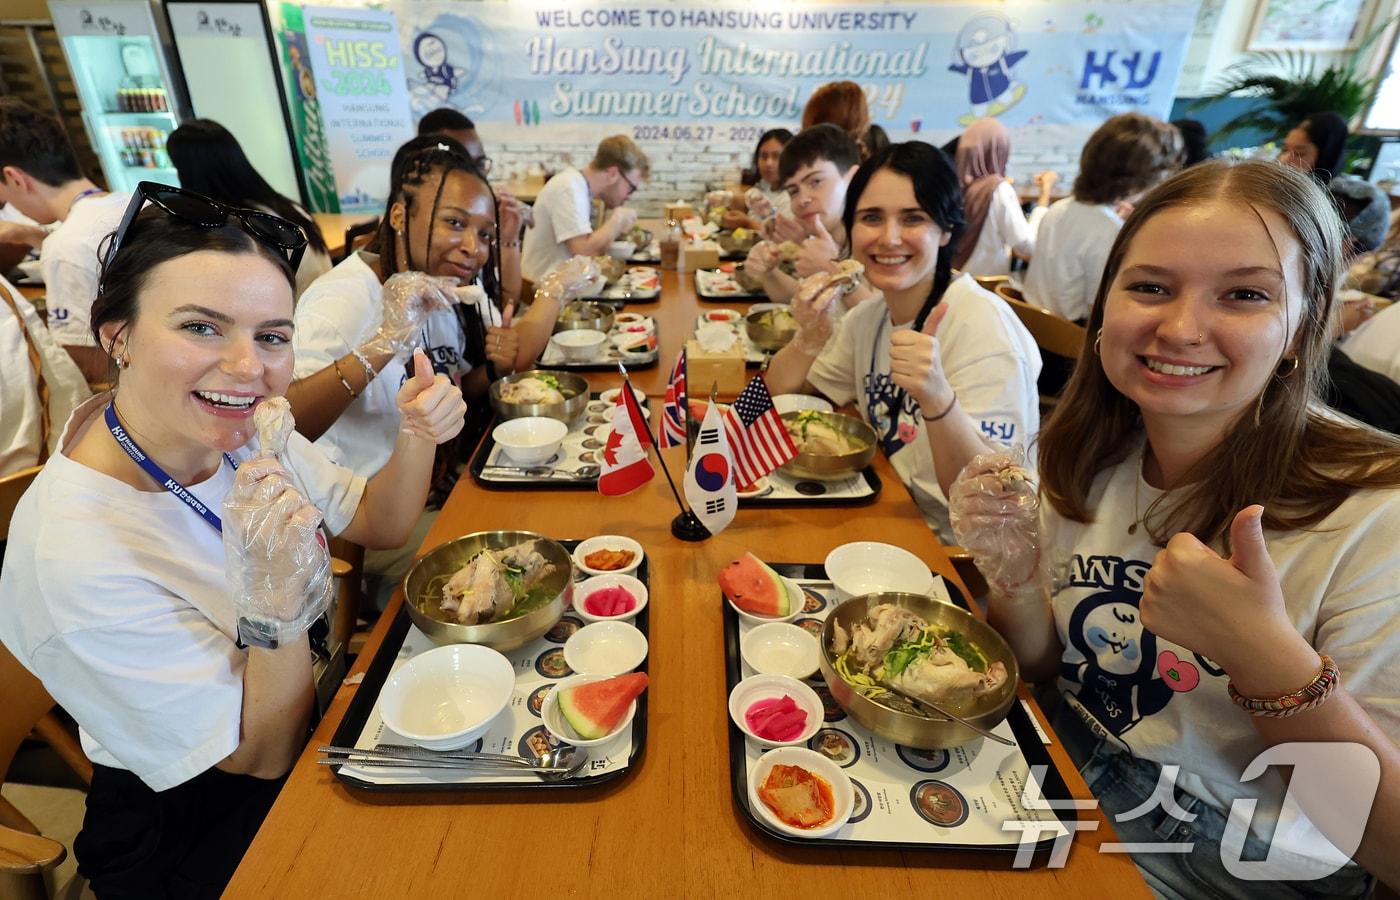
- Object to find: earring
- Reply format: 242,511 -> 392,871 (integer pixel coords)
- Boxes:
1094,328 -> 1103,355
1281,358 -> 1299,376
117,355 -> 130,370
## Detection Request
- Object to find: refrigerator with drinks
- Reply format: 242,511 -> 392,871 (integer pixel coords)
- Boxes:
47,0 -> 185,194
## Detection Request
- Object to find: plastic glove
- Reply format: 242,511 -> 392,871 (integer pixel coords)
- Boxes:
606,206 -> 638,233
223,457 -> 332,648
745,187 -> 776,223
948,448 -> 1041,599
744,241 -> 779,279
534,256 -> 602,307
359,271 -> 459,360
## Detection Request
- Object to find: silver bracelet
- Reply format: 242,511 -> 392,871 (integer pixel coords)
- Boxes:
351,348 -> 377,383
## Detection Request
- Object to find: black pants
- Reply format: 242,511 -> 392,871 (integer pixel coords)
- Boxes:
75,764 -> 285,899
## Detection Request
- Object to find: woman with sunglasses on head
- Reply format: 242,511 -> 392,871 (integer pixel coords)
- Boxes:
0,185 -> 466,897
951,159 -> 1400,897
765,141 -> 1041,543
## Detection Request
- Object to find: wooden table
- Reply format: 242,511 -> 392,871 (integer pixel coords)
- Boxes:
225,271 -> 1148,899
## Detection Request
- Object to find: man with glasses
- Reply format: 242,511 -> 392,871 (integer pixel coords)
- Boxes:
521,135 -> 649,283
418,107 -> 490,172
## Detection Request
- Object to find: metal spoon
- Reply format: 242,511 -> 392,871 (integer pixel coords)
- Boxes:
481,463 -> 601,479
879,684 -> 1017,747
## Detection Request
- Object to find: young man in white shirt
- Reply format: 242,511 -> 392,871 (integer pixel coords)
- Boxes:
0,98 -> 130,384
520,135 -> 648,283
744,124 -> 874,308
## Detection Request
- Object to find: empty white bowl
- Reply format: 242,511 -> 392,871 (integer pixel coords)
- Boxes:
574,574 -> 648,623
747,746 -> 855,839
552,329 -> 608,362
541,674 -> 640,747
606,240 -> 637,260
773,394 -> 835,415
564,621 -> 648,676
823,541 -> 934,601
378,644 -> 515,750
492,416 -> 568,465
741,622 -> 820,680
728,675 -> 824,748
725,576 -> 804,626
572,535 -> 645,576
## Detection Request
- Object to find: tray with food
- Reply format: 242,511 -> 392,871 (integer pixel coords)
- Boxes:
325,533 -> 651,792
474,378 -> 650,489
695,264 -> 766,301
581,260 -> 662,302
687,402 -> 882,506
716,227 -> 761,260
719,550 -> 1073,856
541,303 -> 660,370
695,305 -> 796,365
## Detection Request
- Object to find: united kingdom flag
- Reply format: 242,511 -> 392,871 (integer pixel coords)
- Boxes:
659,348 -> 686,448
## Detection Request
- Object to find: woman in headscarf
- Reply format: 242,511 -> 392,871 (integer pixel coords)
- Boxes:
950,118 -> 1057,278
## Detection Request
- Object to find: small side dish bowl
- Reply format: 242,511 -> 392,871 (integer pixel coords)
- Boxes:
552,329 -> 608,362
574,574 -> 648,623
747,746 -> 854,839
726,576 -> 804,626
823,542 -> 934,601
606,240 -> 637,261
378,644 -> 515,750
541,674 -> 639,748
491,416 -> 568,465
728,675 -> 824,748
555,301 -> 615,334
564,621 -> 649,676
572,535 -> 645,576
741,622 -> 820,680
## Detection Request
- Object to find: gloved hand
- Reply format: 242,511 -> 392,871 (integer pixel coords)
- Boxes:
359,271 -> 459,360
790,264 -> 862,354
223,457 -> 332,648
535,256 -> 603,307
948,448 -> 1042,599
745,187 -> 776,223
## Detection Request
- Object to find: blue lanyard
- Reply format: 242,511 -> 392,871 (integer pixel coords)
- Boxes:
105,403 -> 236,535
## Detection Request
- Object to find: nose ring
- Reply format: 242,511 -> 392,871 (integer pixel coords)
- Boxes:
1188,332 -> 1204,346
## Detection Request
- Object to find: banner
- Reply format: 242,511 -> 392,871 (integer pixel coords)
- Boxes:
279,3 -> 339,213
300,5 -> 415,212
389,0 -> 1201,141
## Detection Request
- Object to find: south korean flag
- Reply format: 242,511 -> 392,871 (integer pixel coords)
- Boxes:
683,398 -> 737,536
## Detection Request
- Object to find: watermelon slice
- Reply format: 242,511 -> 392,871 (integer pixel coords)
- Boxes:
718,552 -> 799,618
557,673 -> 648,740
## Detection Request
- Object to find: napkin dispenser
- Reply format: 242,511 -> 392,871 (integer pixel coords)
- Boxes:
665,201 -> 695,222
677,241 -> 720,273
686,331 -> 746,396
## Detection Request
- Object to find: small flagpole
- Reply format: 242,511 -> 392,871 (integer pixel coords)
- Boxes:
616,362 -> 689,520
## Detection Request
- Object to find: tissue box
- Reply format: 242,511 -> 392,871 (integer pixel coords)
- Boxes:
678,241 -> 720,272
686,337 -> 747,396
665,202 -> 695,222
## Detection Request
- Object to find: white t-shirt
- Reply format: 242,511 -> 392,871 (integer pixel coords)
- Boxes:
294,253 -> 495,476
0,394 -> 365,791
961,181 -> 1048,278
1022,197 -> 1122,322
0,276 -> 90,475
521,167 -> 592,283
806,275 -> 1041,541
40,192 -> 131,347
1043,438 -> 1400,876
1340,300 -> 1400,385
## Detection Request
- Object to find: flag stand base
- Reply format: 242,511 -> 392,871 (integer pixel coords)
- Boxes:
670,509 -> 711,542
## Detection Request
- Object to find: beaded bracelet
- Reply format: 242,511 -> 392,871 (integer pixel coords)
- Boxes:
351,348 -> 376,384
1228,654 -> 1339,717
332,359 -> 357,398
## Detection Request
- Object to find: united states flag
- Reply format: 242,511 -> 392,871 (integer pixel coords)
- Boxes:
721,375 -> 797,486
659,349 -> 686,448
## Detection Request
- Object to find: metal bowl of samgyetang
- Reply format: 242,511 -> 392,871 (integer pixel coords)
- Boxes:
819,592 -> 1019,748
404,531 -> 574,652
778,411 -> 876,481
554,301 -> 614,334
744,306 -> 798,352
489,370 -> 589,423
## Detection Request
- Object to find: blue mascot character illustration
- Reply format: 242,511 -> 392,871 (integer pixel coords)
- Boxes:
413,32 -> 465,102
1060,591 -> 1174,740
949,13 -> 1028,126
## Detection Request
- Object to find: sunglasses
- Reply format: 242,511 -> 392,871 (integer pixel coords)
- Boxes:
104,182 -> 309,277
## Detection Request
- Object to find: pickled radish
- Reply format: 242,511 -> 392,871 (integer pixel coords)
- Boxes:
745,695 -> 808,741
583,586 -> 637,617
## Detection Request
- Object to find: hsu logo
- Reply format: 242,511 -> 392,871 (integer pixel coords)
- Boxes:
1076,49 -> 1160,108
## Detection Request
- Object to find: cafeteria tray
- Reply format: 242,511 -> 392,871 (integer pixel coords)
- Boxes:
470,396 -> 651,490
723,564 -> 1073,859
327,541 -> 650,792
539,315 -> 660,371
738,465 -> 881,506
695,268 -> 766,301
582,267 -> 662,302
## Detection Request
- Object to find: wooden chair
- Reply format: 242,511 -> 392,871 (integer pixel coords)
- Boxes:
973,274 -> 1011,296
337,218 -> 380,264
0,644 -> 72,900
994,283 -> 1087,411
328,537 -> 366,656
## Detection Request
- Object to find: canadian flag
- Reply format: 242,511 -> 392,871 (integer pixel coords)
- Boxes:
598,387 -> 655,496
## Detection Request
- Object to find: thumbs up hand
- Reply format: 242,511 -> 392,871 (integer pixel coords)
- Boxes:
395,348 -> 467,444
889,303 -> 954,413
1139,505 -> 1293,673
794,215 -> 840,279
